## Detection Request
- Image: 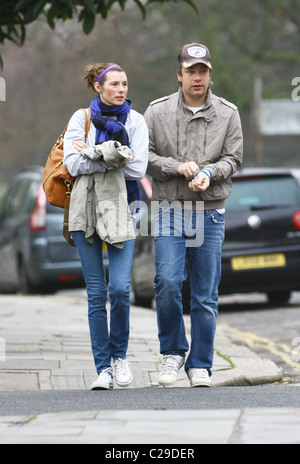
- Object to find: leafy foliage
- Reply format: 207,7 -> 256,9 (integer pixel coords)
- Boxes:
0,0 -> 197,66
0,0 -> 299,178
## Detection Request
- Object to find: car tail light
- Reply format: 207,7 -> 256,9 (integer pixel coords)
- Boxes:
30,184 -> 47,232
292,211 -> 300,230
58,274 -> 78,282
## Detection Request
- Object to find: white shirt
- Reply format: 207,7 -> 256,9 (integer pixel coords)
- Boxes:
186,105 -> 205,114
63,107 -> 149,181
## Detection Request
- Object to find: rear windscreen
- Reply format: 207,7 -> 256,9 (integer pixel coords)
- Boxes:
226,175 -> 300,211
46,202 -> 64,215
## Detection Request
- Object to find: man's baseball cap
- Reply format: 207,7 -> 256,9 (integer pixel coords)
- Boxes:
179,43 -> 212,70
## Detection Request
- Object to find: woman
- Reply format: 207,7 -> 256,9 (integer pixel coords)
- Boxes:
63,63 -> 149,390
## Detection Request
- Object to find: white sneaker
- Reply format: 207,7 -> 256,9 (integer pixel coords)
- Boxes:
90,368 -> 113,390
188,368 -> 212,388
159,355 -> 185,387
113,358 -> 133,387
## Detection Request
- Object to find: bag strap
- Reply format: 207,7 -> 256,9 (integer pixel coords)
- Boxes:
81,107 -> 92,141
63,190 -> 75,247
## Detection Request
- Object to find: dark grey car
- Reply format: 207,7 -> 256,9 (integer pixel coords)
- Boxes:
0,167 -> 88,294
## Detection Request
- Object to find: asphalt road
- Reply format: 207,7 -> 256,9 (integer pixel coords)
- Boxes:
218,292 -> 300,383
0,385 -> 299,417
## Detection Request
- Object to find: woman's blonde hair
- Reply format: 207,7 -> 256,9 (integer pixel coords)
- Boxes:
82,63 -> 124,92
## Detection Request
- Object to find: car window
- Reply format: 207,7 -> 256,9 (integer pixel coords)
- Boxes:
46,202 -> 64,215
23,181 -> 40,213
226,175 -> 300,211
0,179 -> 32,220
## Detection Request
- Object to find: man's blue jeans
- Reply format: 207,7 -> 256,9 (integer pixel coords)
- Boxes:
72,232 -> 135,375
154,205 -> 225,375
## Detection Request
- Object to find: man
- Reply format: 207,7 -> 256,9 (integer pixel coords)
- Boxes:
144,43 -> 243,387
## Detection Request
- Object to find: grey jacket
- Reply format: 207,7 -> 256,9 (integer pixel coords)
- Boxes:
69,141 -> 136,249
144,89 -> 244,210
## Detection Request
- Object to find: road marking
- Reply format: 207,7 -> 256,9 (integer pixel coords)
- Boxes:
219,324 -> 300,371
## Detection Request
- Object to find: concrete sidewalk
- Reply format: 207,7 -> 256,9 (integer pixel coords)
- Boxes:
1,407 -> 300,444
0,293 -> 282,391
0,293 -> 295,444
0,293 -> 282,390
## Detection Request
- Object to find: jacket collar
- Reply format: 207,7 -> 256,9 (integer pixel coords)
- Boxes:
178,88 -> 216,121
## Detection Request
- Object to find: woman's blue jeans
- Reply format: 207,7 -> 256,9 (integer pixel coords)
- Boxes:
154,206 -> 225,375
72,232 -> 135,374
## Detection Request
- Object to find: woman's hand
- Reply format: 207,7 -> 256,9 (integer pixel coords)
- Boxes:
123,157 -> 133,165
72,140 -> 87,153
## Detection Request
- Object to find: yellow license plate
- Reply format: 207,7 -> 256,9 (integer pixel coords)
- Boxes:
232,253 -> 286,271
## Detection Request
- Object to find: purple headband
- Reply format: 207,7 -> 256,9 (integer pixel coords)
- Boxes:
96,65 -> 122,83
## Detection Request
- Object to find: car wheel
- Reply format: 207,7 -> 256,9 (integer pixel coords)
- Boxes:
267,291 -> 291,306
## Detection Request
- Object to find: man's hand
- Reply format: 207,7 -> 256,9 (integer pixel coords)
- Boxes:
189,171 -> 210,192
177,162 -> 200,181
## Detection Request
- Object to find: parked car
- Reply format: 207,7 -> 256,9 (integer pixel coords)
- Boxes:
132,169 -> 300,311
0,166 -> 93,294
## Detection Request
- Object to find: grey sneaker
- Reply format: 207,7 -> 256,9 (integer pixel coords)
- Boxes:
91,368 -> 113,390
159,355 -> 185,387
188,368 -> 212,388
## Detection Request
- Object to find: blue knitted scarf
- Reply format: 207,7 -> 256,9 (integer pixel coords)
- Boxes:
90,96 -> 141,211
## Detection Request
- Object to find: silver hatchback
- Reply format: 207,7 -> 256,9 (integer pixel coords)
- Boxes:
0,166 -> 87,294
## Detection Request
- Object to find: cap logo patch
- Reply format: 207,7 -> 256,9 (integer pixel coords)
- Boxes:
187,46 -> 207,58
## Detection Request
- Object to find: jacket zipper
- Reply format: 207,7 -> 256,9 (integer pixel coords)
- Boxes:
204,120 -> 208,155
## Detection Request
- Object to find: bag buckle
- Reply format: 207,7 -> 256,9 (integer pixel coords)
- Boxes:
64,179 -> 73,195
